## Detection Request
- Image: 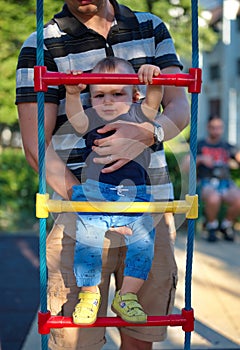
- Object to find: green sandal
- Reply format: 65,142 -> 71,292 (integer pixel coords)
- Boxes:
111,290 -> 147,323
72,288 -> 101,325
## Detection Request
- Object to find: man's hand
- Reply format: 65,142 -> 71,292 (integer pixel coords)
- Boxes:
108,226 -> 133,236
198,154 -> 214,168
92,120 -> 154,173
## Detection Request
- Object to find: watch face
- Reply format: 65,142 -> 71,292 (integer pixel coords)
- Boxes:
154,125 -> 164,142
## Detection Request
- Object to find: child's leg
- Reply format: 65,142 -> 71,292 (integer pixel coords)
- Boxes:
81,285 -> 99,292
73,215 -> 107,325
120,276 -> 144,295
123,214 -> 155,281
74,215 -> 107,287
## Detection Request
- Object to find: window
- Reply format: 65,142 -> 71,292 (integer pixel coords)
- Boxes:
209,99 -> 221,117
237,58 -> 240,76
209,64 -> 220,80
237,15 -> 240,31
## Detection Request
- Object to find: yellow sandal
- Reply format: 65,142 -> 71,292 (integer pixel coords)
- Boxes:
72,287 -> 101,325
111,290 -> 147,323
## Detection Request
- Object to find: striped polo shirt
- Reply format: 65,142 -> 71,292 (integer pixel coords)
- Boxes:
16,1 -> 183,201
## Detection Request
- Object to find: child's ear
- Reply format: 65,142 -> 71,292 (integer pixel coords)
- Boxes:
132,89 -> 140,103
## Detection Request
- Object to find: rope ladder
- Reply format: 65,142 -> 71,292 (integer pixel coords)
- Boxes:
35,1 -> 201,349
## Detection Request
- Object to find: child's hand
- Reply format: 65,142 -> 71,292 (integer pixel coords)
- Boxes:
65,70 -> 87,95
138,64 -> 161,84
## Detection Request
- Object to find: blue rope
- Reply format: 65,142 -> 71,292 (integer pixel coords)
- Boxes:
36,0 -> 48,348
184,0 -> 200,349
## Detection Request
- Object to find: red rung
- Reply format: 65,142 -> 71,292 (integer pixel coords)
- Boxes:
38,310 -> 192,334
34,66 -> 202,93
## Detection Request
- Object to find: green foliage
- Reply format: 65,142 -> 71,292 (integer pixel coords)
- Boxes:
0,148 -> 38,231
231,168 -> 240,188
0,0 -> 63,126
165,149 -> 186,200
118,0 -> 148,11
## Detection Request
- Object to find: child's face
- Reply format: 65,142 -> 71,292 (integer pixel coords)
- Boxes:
90,84 -> 133,121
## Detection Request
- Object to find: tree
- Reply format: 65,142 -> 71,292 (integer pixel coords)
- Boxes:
0,0 -> 62,126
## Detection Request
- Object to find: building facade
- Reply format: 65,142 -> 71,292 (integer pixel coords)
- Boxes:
198,0 -> 240,146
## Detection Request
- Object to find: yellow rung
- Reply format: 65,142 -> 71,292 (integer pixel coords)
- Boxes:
36,193 -> 198,218
47,199 -> 180,213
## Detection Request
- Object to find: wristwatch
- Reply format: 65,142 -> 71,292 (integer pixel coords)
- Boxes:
152,121 -> 164,144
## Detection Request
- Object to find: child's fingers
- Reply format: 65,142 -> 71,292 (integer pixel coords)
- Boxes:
138,65 -> 160,84
153,67 -> 161,76
78,83 -> 87,90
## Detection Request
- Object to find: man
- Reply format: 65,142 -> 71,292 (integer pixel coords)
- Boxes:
16,1 -> 190,349
197,115 -> 240,242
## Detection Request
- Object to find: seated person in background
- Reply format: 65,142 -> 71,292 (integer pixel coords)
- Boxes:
65,57 -> 163,325
196,114 -> 240,242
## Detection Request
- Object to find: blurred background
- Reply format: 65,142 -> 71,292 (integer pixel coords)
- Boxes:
0,1 -> 240,349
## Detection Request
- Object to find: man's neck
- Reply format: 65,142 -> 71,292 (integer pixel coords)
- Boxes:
73,1 -> 115,38
207,137 -> 221,145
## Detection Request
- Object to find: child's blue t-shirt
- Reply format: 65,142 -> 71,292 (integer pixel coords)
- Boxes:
83,103 -> 152,186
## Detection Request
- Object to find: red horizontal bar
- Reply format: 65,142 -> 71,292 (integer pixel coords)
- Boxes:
34,66 -> 202,93
38,311 -> 192,334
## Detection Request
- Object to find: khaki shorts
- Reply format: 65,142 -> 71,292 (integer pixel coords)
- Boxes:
47,212 -> 178,350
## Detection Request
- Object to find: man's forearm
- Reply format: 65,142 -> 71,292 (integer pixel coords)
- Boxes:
156,97 -> 190,141
18,102 -> 80,200
45,145 -> 80,200
158,67 -> 190,141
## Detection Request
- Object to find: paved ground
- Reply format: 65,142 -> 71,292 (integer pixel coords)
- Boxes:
1,229 -> 240,350
0,234 -> 39,350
